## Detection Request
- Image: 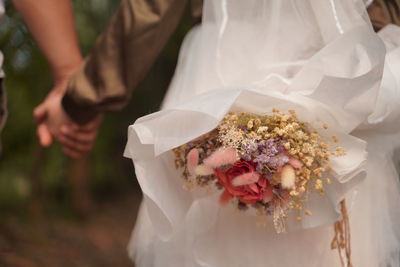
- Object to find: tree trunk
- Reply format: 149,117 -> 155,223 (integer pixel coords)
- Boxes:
28,142 -> 45,219
68,157 -> 95,218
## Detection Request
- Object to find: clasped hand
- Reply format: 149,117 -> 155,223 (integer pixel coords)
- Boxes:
34,79 -> 102,159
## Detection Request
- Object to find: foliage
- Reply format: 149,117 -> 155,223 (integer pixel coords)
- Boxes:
0,0 -> 192,218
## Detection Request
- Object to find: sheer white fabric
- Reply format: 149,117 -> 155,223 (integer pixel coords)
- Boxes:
125,0 -> 400,266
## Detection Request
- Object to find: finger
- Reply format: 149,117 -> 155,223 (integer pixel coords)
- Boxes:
58,134 -> 93,153
70,115 -> 103,132
60,126 -> 97,143
70,122 -> 98,133
36,123 -> 53,147
62,145 -> 87,159
33,103 -> 47,123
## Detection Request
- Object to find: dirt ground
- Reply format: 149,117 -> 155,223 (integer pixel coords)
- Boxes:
0,192 -> 141,267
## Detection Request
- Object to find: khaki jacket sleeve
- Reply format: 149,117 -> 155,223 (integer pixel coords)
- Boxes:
368,0 -> 400,31
63,0 -> 400,124
62,0 -> 188,124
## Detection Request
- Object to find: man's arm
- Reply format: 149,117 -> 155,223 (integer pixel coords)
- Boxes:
28,0 -> 188,157
62,0 -> 188,124
368,0 -> 400,31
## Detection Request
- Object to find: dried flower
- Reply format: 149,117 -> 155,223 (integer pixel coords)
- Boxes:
203,147 -> 239,168
215,162 -> 272,205
281,165 -> 296,189
187,148 -> 199,175
174,109 -> 345,233
194,164 -> 214,176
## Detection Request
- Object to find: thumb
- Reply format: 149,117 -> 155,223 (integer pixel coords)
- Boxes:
36,123 -> 53,147
34,103 -> 47,123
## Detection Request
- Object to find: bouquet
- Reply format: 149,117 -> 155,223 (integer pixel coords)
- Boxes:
126,87 -> 369,267
174,109 -> 346,233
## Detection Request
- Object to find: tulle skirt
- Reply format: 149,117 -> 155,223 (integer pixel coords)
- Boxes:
126,1 -> 400,266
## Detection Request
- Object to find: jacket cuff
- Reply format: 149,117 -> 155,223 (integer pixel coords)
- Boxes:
62,93 -> 100,125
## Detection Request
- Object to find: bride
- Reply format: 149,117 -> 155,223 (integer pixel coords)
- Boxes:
124,0 -> 400,266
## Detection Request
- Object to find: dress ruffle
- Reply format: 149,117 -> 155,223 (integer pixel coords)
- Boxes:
125,1 -> 400,266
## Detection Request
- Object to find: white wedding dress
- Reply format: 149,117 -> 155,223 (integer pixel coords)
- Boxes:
124,0 -> 400,266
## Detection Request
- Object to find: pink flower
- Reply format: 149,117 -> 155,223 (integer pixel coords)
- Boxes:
289,157 -> 303,169
215,161 -> 273,205
283,150 -> 303,169
187,148 -> 199,175
203,148 -> 238,168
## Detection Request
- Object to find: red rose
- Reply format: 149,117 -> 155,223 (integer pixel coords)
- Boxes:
215,161 -> 273,205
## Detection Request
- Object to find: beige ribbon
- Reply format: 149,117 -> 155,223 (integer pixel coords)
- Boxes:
331,200 -> 353,267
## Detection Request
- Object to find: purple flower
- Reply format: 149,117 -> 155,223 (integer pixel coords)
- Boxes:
267,154 -> 290,169
259,139 -> 282,156
254,154 -> 271,164
247,142 -> 258,153
241,154 -> 252,161
241,138 -> 288,172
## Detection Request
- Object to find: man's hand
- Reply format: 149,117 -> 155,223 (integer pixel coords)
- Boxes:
58,114 -> 103,158
34,85 -> 103,159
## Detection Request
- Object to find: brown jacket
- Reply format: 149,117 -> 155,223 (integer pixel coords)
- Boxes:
62,0 -> 400,124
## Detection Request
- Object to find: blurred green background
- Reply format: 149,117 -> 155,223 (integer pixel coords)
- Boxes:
0,0 -> 191,217
0,0 -> 192,265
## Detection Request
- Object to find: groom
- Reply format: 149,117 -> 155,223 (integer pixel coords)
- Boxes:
35,0 -> 400,157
